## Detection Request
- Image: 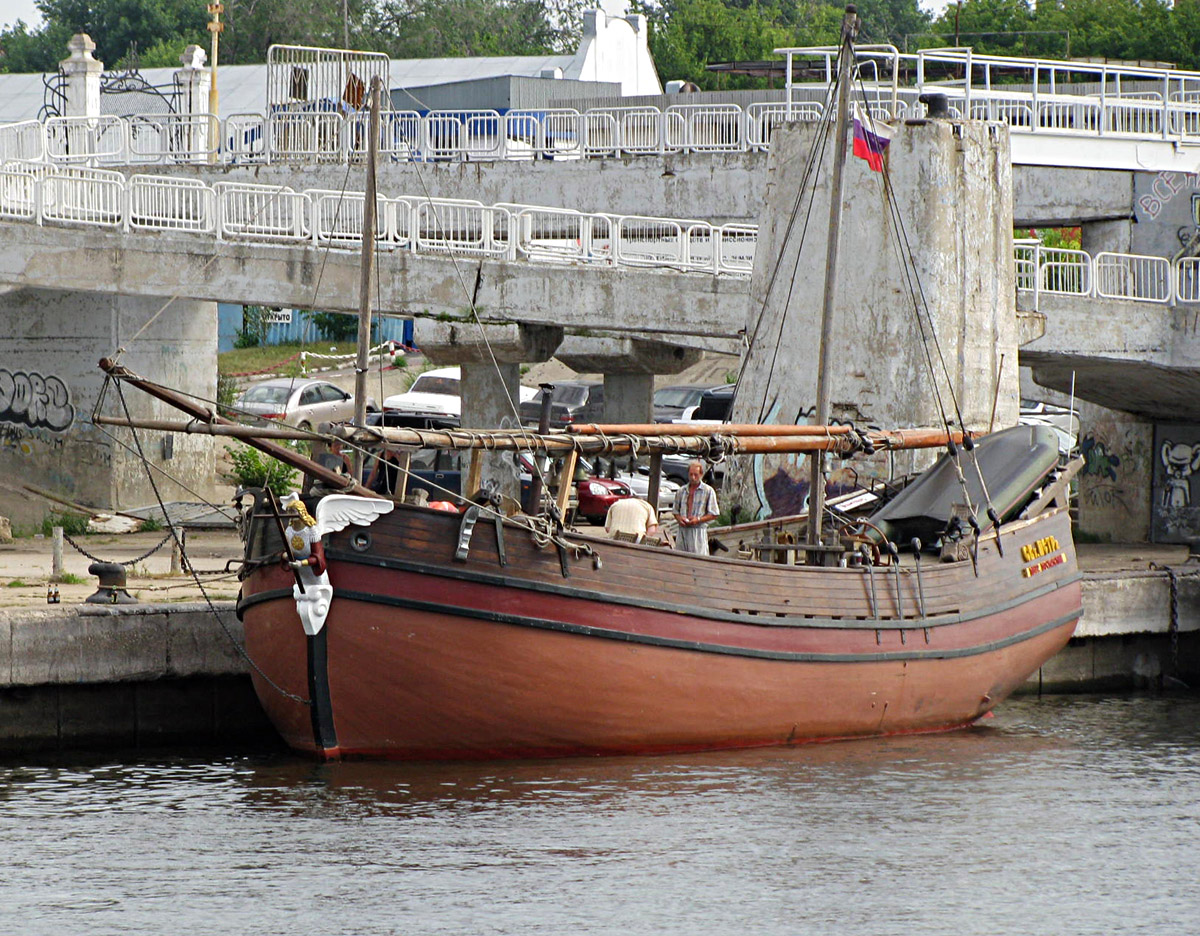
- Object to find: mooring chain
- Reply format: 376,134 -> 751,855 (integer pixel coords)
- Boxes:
61,530 -> 173,567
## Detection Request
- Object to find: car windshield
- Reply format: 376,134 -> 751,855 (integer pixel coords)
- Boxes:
242,385 -> 291,405
654,387 -> 703,407
529,385 -> 589,406
409,375 -> 459,396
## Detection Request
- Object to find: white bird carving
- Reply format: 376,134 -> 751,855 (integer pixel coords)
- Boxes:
280,493 -> 394,636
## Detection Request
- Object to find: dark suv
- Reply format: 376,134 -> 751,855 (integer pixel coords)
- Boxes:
520,381 -> 604,428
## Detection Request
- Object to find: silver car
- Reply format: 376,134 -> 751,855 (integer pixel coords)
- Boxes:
235,378 -> 377,430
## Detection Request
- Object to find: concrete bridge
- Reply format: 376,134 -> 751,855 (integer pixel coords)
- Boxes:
6,40 -> 1200,540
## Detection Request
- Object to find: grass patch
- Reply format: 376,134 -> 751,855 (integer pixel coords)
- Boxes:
53,573 -> 87,585
218,342 -> 359,378
6,579 -> 29,588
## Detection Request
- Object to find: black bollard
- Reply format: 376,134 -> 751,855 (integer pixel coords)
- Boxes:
86,562 -> 137,605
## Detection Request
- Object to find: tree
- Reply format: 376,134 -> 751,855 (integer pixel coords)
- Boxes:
362,0 -> 588,59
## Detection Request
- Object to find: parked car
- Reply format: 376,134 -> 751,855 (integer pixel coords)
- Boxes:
653,385 -> 711,423
235,377 -> 377,430
520,381 -> 604,428
692,383 -> 735,421
516,453 -> 633,523
383,366 -> 536,420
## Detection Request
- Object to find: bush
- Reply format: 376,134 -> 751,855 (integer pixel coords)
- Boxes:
225,443 -> 299,496
235,305 -> 271,349
305,310 -> 360,342
216,373 -> 239,418
41,513 -> 89,537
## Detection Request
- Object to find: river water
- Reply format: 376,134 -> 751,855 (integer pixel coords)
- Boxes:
1,695 -> 1198,935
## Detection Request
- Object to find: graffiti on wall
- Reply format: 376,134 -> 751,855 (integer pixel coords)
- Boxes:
1152,424 -> 1200,542
0,369 -> 76,433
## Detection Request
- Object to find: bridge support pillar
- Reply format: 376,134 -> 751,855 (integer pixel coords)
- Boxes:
555,336 -> 703,423
60,34 -> 103,119
418,322 -> 563,504
729,119 -> 1018,518
0,288 -> 219,530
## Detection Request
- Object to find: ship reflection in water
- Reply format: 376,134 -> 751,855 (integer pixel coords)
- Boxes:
1,695 -> 1198,934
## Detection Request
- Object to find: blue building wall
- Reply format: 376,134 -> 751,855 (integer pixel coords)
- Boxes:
217,304 -> 414,353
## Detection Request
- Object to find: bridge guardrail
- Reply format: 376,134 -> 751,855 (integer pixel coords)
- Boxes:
14,83 -> 1200,168
11,158 -> 1200,298
0,160 -> 755,277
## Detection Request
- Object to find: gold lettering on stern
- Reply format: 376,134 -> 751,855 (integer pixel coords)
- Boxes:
1019,535 -> 1063,578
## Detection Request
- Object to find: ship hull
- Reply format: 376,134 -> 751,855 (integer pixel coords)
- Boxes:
238,502 -> 1082,761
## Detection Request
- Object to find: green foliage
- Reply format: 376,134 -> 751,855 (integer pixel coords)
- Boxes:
364,0 -> 589,58
216,372 -> 239,417
41,512 -> 89,537
225,442 -> 299,496
55,572 -> 87,584
138,516 -> 163,532
305,310 -> 359,343
6,579 -> 29,588
234,305 -> 270,349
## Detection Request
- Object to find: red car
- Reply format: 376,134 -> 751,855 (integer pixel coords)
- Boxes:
517,455 -> 633,524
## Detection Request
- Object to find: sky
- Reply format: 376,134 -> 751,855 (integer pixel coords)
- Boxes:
2,0 -> 42,31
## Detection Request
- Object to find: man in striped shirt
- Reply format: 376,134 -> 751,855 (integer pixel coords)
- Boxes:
672,460 -> 719,555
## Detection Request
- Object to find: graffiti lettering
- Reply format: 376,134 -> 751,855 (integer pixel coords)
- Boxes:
1138,170 -> 1200,220
0,369 -> 75,432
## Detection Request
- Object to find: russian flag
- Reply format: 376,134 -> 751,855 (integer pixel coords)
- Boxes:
852,106 -> 894,172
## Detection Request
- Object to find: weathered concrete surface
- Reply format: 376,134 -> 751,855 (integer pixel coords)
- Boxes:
0,603 -> 245,685
728,119 -> 1017,516
0,287 -> 219,529
0,221 -> 751,340
419,322 -> 564,365
140,152 -> 771,227
1012,165 -> 1134,228
136,151 -> 1139,235
1021,294 -> 1200,422
1035,571 -> 1200,691
0,602 -> 272,752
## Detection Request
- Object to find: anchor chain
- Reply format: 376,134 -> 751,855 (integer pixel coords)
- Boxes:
62,530 -> 173,567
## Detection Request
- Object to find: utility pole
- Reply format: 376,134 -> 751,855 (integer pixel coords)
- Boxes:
207,3 -> 224,129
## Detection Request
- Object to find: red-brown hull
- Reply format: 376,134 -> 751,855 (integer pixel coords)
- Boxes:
239,504 -> 1082,761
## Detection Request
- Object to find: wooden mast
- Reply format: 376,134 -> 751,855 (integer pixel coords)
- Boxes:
352,75 -> 382,479
807,4 -> 859,559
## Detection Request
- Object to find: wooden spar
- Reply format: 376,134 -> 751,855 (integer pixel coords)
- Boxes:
331,424 -> 962,456
93,414 -> 320,441
97,358 -> 377,498
570,423 -> 858,437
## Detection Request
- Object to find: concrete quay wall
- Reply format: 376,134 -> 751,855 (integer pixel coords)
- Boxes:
0,602 -> 274,753
1,574 -> 1197,753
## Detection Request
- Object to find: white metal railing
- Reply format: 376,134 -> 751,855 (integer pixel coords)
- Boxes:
0,161 -> 753,277
1016,243 -> 1198,307
12,55 -> 1200,168
13,159 -> 1200,298
6,80 -> 1197,170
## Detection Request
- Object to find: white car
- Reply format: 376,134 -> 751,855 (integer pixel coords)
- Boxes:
383,367 -> 536,419
236,377 -> 376,430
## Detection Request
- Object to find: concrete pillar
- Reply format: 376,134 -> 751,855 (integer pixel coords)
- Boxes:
603,373 -> 653,425
1081,219 -> 1132,255
174,45 -> 212,158
728,119 -> 1018,519
459,362 -> 524,501
419,322 -> 563,501
1021,366 -> 1153,543
0,288 -> 220,530
60,34 -> 103,119
554,335 -> 703,423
